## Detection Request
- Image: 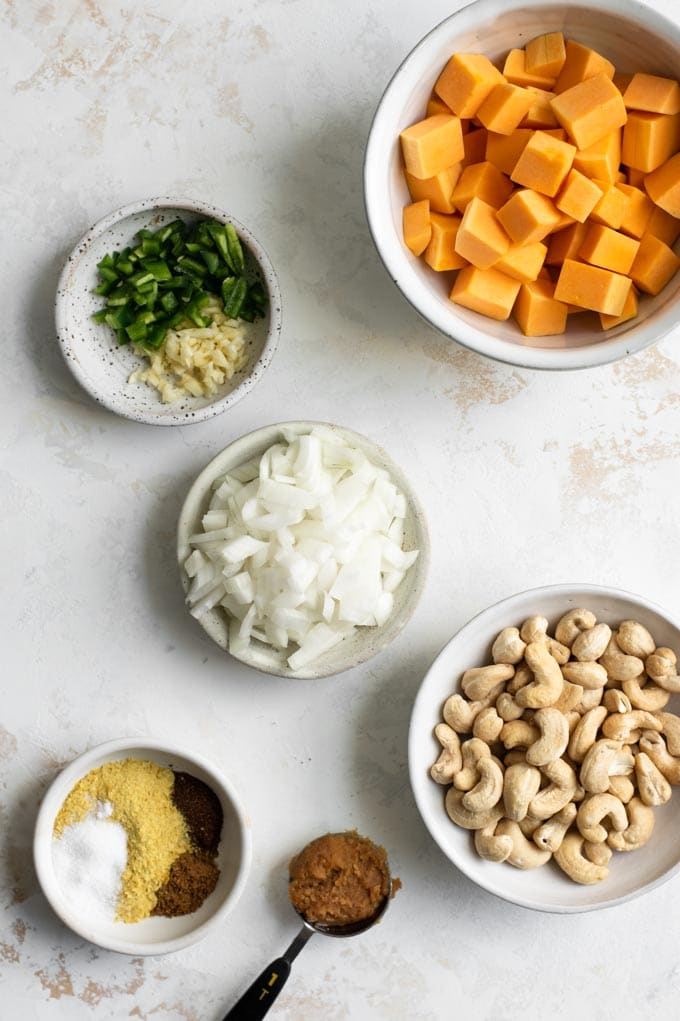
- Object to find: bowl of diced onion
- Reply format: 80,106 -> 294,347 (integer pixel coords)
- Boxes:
177,422 -> 430,679
55,196 -> 282,425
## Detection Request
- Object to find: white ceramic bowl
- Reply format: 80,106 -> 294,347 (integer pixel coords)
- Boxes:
34,738 -> 252,954
364,0 -> 680,370
409,583 -> 680,912
55,197 -> 282,425
177,421 -> 430,680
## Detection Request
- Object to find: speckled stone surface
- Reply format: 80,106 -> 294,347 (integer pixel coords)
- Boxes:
2,1 -> 680,1019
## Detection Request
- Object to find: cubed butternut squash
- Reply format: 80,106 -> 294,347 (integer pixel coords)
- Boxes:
546,221 -> 590,265
572,131 -> 621,183
424,213 -> 468,271
514,278 -> 569,335
497,188 -> 561,244
450,264 -> 521,319
403,200 -> 431,256
622,111 -> 680,173
553,40 -> 615,94
454,196 -> 511,268
599,285 -> 639,329
495,241 -> 548,282
462,128 -> 488,166
400,115 -> 465,179
616,184 -> 654,238
589,182 -> 629,229
451,161 -> 514,212
629,233 -> 680,294
550,73 -> 627,150
476,82 -> 535,135
646,204 -> 680,246
623,73 -> 680,115
644,152 -> 680,215
522,87 -> 560,129
578,223 -> 640,275
525,32 -> 567,79
405,165 -> 463,214
511,130 -> 576,196
434,53 -> 505,118
555,169 -> 603,221
503,48 -> 556,90
426,94 -> 454,117
554,258 -> 631,315
485,128 -> 534,175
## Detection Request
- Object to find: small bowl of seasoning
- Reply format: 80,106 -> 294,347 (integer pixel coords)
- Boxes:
33,738 -> 252,955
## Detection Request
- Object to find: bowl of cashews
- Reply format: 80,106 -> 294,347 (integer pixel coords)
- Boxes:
409,583 -> 680,912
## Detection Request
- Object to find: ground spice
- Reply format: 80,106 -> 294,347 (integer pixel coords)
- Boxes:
151,851 -> 220,917
170,771 -> 223,853
54,759 -> 190,923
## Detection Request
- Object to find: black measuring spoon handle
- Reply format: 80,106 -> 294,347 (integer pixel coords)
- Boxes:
222,957 -> 291,1020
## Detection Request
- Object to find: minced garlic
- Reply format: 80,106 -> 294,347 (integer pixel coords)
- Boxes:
128,295 -> 249,403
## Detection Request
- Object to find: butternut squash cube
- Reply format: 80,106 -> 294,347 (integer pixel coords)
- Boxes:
485,128 -> 533,175
616,184 -> 654,238
405,165 -> 462,215
511,130 -> 576,196
578,223 -> 640,275
629,233 -> 680,294
546,222 -> 589,265
599,285 -> 639,329
522,87 -> 560,129
403,200 -> 431,256
644,152 -> 680,216
497,188 -> 561,244
400,115 -> 465,179
450,264 -> 521,320
424,213 -> 467,271
503,48 -> 555,90
434,53 -> 504,118
622,111 -> 680,173
427,94 -> 453,118
451,161 -> 514,212
646,204 -> 680,246
555,169 -> 603,222
494,241 -> 548,282
550,209 -> 576,232
550,73 -> 627,150
589,182 -> 629,229
477,82 -> 535,135
572,131 -> 621,183
525,32 -> 567,80
623,73 -> 680,115
462,128 -> 488,166
454,196 -> 511,268
554,258 -> 631,315
554,40 -> 615,94
514,278 -> 569,335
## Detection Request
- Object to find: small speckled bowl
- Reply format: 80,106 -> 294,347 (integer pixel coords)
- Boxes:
177,421 -> 430,679
55,197 -> 282,425
33,738 -> 252,955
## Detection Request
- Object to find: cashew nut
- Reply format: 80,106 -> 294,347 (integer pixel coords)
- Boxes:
574,687 -> 604,713
608,775 -> 635,803
617,620 -> 656,659
503,762 -> 542,821
496,692 -> 525,722
504,749 -> 528,766
645,647 -> 677,684
602,710 -> 663,744
580,739 -> 627,793
621,676 -> 670,712
599,632 -> 644,681
639,731 -> 680,785
519,615 -> 549,644
568,705 -> 608,764
603,689 -> 632,715
492,627 -> 527,666
561,661 -> 608,690
515,642 -> 563,709
607,797 -> 655,851
501,719 -> 539,751
474,821 -> 513,863
635,751 -> 672,806
462,664 -> 515,701
507,661 -> 533,695
529,759 -> 578,819
554,832 -> 608,884
472,706 -> 504,744
555,608 -> 597,647
462,757 -> 504,812
430,724 -> 463,785
533,803 -> 577,852
518,814 -> 541,838
583,840 -> 613,867
445,788 -> 504,831
572,623 -> 612,663
554,680 -> 584,714
443,694 -> 483,734
565,710 -> 582,735
576,793 -> 628,843
495,819 -> 552,869
454,738 -> 491,791
657,712 -> 680,756
526,708 -> 569,766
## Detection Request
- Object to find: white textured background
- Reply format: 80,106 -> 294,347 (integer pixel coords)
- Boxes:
2,1 -> 680,1018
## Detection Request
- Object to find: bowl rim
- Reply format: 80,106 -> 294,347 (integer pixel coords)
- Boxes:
33,737 -> 253,954
408,581 -> 680,913
54,195 -> 282,425
363,0 -> 680,371
176,419 -> 431,679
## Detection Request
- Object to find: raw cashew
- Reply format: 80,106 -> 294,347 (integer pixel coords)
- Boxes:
621,676 -> 670,712
580,739 -> 627,793
608,775 -> 635,803
645,647 -> 677,684
503,762 -> 542,821
507,661 -> 533,695
443,694 -> 483,734
445,788 -> 504,831
462,664 -> 515,701
501,719 -> 539,750
496,692 -> 524,722
529,759 -> 578,819
462,758 -> 504,812
599,633 -> 644,681
568,706 -> 608,764
554,832 -> 608,884
430,724 -> 463,784
639,732 -> 680,785
548,638 -> 571,665
652,671 -> 680,694
561,661 -> 608,690
495,819 -> 552,869
603,689 -> 632,715
555,608 -> 597,648
473,706 -> 504,744
565,710 -> 581,735
602,710 -> 663,744
454,738 -> 491,791
584,840 -> 613,867
520,615 -> 549,644
533,803 -> 577,852
515,642 -> 563,708
554,680 -> 584,714
657,712 -> 680,756
635,752 -> 672,806
504,749 -> 528,766
492,627 -> 526,666
607,797 -> 655,851
617,621 -> 656,659
518,814 -> 541,838
526,708 -> 569,766
474,821 -> 513,863
572,623 -> 612,663
575,687 -> 604,713
576,793 -> 628,843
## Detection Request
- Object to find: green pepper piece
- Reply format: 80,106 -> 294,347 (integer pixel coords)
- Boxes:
177,255 -> 207,278
200,250 -> 220,274
93,279 -> 115,297
126,321 -> 148,343
206,223 -> 234,270
106,287 -> 132,308
223,277 -> 247,319
116,258 -> 134,277
116,327 -> 129,346
129,270 -> 154,288
144,324 -> 168,349
92,308 -> 109,324
225,225 -> 245,275
141,259 -> 172,281
160,291 -> 178,314
97,253 -> 115,271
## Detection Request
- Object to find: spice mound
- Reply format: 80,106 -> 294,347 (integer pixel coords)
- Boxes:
288,831 -> 394,927
52,758 -> 223,923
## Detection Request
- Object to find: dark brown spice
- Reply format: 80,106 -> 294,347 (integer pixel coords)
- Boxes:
171,770 -> 223,853
151,852 -> 220,917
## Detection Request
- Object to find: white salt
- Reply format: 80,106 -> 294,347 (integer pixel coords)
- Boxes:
52,801 -> 127,924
